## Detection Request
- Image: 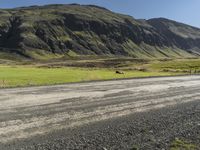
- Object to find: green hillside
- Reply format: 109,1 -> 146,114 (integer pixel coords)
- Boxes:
0,4 -> 200,60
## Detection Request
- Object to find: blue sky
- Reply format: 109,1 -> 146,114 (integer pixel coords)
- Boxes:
1,0 -> 200,27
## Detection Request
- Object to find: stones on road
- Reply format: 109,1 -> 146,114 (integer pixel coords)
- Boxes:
0,76 -> 200,149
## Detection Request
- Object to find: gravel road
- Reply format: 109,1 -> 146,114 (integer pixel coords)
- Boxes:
0,76 -> 200,150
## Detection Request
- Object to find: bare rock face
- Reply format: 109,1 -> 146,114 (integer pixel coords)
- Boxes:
0,4 -> 200,59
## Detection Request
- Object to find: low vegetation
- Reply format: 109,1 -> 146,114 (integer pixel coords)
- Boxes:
1,57 -> 200,88
170,138 -> 199,150
148,59 -> 200,73
0,4 -> 200,60
0,65 -> 176,88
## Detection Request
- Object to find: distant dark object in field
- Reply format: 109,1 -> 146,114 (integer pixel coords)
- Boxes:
116,71 -> 124,74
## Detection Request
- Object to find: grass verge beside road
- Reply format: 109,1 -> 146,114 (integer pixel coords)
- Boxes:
0,65 -> 177,88
1,58 -> 200,88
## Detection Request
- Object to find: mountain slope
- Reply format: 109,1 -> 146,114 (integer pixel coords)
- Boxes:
0,4 -> 199,59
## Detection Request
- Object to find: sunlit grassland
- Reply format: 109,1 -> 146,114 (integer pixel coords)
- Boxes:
147,59 -> 200,73
0,58 -> 200,88
0,65 -> 177,88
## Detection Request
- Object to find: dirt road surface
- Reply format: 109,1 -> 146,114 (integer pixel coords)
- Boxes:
0,76 -> 200,149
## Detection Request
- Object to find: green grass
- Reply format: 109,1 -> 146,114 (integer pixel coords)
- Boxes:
1,58 -> 199,88
25,50 -> 65,60
147,59 -> 200,73
170,139 -> 199,150
0,65 -> 177,88
67,50 -> 79,57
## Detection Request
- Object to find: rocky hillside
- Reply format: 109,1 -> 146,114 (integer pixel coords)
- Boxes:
0,4 -> 200,59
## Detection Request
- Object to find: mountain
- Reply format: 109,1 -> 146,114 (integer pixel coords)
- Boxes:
0,4 -> 200,60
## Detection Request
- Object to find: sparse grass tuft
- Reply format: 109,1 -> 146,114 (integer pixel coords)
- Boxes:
130,145 -> 139,150
170,138 -> 199,150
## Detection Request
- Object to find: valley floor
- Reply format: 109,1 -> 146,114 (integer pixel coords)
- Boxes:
1,58 -> 200,88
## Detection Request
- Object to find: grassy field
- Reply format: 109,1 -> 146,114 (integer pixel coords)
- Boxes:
0,65 -> 178,88
147,59 -> 200,73
0,58 -> 200,88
